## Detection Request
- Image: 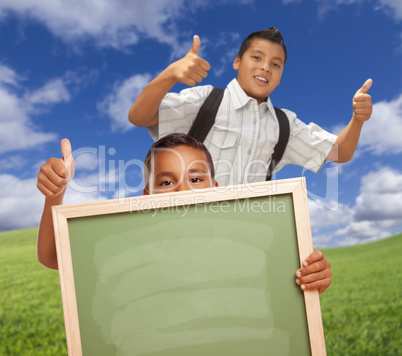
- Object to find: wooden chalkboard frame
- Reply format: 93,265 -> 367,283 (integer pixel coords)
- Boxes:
52,177 -> 326,356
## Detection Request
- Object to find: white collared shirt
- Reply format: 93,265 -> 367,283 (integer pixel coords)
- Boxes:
147,79 -> 337,186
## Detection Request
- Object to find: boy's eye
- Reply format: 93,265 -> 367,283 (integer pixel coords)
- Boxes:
159,180 -> 174,186
252,56 -> 261,60
273,63 -> 281,68
190,177 -> 203,183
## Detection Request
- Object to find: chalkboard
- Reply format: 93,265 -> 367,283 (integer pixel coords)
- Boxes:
52,178 -> 326,356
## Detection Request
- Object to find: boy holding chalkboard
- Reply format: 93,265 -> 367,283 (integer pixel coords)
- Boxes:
129,27 -> 373,186
36,133 -> 332,293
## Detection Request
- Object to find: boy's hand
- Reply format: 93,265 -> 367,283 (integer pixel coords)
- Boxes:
37,138 -> 75,199
352,79 -> 373,122
295,250 -> 332,294
167,35 -> 211,86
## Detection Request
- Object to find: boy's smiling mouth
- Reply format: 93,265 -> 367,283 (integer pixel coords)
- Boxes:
254,76 -> 268,84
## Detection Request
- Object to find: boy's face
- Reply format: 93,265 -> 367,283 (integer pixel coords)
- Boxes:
144,145 -> 217,195
233,38 -> 285,104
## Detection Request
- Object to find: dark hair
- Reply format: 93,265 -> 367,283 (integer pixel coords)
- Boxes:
237,27 -> 287,64
144,133 -> 215,188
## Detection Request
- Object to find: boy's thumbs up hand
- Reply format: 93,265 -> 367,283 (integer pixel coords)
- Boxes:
352,79 -> 373,122
167,35 -> 211,87
37,138 -> 75,199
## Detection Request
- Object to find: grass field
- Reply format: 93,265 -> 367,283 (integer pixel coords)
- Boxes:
0,228 -> 401,355
320,233 -> 402,355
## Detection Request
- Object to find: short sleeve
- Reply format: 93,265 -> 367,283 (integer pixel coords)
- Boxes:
275,109 -> 338,173
147,85 -> 214,141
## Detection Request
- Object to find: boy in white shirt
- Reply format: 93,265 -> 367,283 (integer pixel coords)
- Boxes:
129,27 -> 372,186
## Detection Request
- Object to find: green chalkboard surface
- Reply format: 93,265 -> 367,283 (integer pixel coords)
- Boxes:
53,179 -> 325,356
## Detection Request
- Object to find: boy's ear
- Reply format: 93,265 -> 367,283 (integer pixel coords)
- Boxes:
233,56 -> 240,70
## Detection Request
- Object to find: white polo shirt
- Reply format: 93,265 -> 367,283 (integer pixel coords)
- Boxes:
147,79 -> 337,186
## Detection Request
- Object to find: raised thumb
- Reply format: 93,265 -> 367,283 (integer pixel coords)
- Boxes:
190,35 -> 200,55
357,79 -> 373,94
60,138 -> 74,181
61,138 -> 72,160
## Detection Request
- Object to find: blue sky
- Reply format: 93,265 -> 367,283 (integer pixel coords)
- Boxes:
0,0 -> 401,247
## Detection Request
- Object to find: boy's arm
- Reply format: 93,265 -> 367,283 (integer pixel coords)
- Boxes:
128,35 -> 210,128
327,79 -> 373,163
37,139 -> 74,270
295,250 -> 332,294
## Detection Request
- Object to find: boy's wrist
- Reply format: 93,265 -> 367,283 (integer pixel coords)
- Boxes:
351,114 -> 366,126
44,191 -> 65,207
163,64 -> 181,85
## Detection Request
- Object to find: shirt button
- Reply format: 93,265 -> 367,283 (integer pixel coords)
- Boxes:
247,149 -> 252,155
253,119 -> 257,124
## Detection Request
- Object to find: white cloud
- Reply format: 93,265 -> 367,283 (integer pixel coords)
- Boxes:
0,154 -> 27,171
0,1 -> 256,51
334,220 -> 397,246
0,85 -> 57,154
358,94 -> 402,155
358,166 -> 402,193
312,233 -> 337,248
98,73 -> 152,132
354,167 -> 402,220
308,166 -> 402,247
309,199 -> 354,230
298,0 -> 402,21
0,172 -> 109,232
74,151 -> 100,172
376,0 -> 402,20
0,174 -> 44,231
0,65 -> 92,154
24,78 -> 70,104
342,167 -> 402,244
0,63 -> 20,85
0,0 -> 188,49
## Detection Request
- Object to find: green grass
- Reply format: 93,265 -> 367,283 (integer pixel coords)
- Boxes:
321,234 -> 402,356
0,228 -> 401,355
0,228 -> 67,355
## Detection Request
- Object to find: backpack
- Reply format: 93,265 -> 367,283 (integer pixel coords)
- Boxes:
188,87 -> 290,181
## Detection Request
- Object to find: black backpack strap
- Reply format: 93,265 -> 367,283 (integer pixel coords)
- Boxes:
266,107 -> 290,181
188,87 -> 224,143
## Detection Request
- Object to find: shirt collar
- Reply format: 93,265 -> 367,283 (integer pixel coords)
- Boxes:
227,79 -> 272,113
265,96 -> 277,119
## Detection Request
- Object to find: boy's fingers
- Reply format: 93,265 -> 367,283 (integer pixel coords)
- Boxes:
189,35 -> 201,56
302,250 -> 324,267
37,160 -> 68,197
356,78 -> 373,95
192,66 -> 209,81
297,268 -> 332,285
37,181 -> 55,197
299,277 -> 332,294
200,58 -> 211,71
297,253 -> 330,278
42,158 -> 66,180
37,175 -> 66,196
